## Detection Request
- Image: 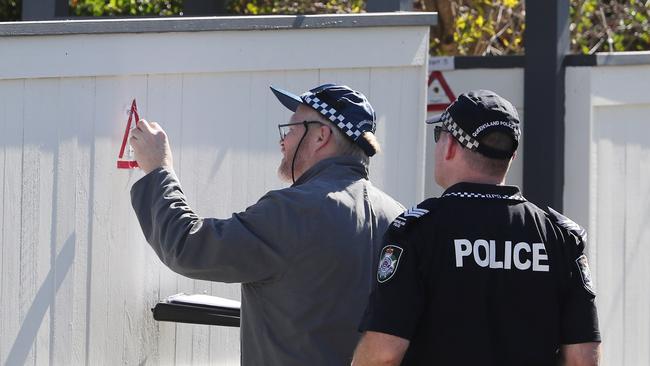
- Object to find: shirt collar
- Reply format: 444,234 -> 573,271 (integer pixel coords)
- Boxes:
442,182 -> 526,201
292,156 -> 369,187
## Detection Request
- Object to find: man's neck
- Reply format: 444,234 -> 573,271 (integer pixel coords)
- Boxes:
443,174 -> 506,189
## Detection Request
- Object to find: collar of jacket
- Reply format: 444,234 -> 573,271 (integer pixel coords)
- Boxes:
291,156 -> 369,187
442,182 -> 526,201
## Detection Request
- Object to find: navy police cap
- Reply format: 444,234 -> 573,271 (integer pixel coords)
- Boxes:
426,89 -> 520,159
270,84 -> 378,157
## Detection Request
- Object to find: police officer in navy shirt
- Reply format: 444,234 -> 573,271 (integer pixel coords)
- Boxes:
352,90 -> 601,366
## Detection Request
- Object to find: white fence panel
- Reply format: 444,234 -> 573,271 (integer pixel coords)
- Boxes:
0,14 -> 432,365
566,64 -> 650,366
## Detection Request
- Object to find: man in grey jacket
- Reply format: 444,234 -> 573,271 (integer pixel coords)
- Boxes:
129,83 -> 404,365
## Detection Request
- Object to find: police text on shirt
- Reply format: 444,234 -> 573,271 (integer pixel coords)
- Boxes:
453,239 -> 549,272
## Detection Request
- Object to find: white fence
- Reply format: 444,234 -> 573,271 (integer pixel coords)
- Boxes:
566,62 -> 650,366
0,14 -> 434,365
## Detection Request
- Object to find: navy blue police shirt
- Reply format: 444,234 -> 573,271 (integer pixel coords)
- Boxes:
359,182 -> 601,366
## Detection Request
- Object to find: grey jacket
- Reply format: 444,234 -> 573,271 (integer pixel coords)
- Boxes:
131,156 -> 404,365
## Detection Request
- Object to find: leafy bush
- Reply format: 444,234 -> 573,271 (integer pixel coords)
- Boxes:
227,0 -> 365,15
423,0 -> 524,56
1,0 -> 648,56
70,0 -> 182,17
571,0 -> 650,53
0,0 -> 20,21
423,0 -> 649,55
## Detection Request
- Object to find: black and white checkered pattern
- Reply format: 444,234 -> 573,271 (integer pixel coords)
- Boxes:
442,191 -> 526,201
438,111 -> 480,150
303,94 -> 362,140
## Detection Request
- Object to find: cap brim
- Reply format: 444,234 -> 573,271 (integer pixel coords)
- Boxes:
270,86 -> 302,112
425,114 -> 443,124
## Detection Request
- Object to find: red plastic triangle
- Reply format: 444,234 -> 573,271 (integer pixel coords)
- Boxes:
117,99 -> 140,169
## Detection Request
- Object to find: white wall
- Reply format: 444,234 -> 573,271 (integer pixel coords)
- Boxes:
0,18 -> 431,365
566,64 -> 650,366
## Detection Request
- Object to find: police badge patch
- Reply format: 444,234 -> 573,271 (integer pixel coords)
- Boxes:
576,254 -> 596,295
377,245 -> 404,283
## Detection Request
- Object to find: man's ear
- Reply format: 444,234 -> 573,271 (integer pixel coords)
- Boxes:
444,134 -> 458,161
314,124 -> 333,148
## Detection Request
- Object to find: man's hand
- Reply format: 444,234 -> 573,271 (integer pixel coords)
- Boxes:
130,119 -> 173,174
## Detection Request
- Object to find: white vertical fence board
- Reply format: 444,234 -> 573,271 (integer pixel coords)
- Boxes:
369,66 -> 426,207
621,107 -> 650,366
175,73 -> 219,365
24,78 -> 61,366
195,72 -> 250,365
564,67 -> 594,252
593,108 -> 626,365
0,81 -> 4,363
86,76 -> 148,365
0,79 -> 25,366
49,78 -> 83,366
69,77 -> 95,366
146,73 -> 185,365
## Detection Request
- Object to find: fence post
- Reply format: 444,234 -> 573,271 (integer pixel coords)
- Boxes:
523,0 -> 570,210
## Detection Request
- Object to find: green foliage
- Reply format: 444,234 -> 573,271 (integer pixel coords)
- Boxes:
70,0 -> 182,17
2,0 -> 648,56
227,0 -> 365,15
570,0 -> 650,54
444,0 -> 525,56
428,0 -> 649,55
0,0 -> 21,21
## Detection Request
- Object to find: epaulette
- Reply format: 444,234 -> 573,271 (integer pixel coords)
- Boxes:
546,206 -> 587,243
390,198 -> 438,233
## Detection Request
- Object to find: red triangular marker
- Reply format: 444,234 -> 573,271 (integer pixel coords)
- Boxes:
427,71 -> 456,111
117,99 -> 140,169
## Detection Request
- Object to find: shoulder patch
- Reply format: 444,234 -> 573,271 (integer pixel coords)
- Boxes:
547,206 -> 587,243
576,254 -> 596,296
377,245 -> 404,283
390,199 -> 437,232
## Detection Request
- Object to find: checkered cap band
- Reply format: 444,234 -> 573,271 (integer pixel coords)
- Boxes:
303,94 -> 363,140
443,191 -> 526,201
439,111 -> 480,150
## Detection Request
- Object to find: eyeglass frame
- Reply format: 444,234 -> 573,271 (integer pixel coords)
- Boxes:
278,120 -> 326,142
433,125 -> 450,143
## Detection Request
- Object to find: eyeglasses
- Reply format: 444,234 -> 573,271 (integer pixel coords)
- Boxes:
433,125 -> 449,143
278,121 -> 324,141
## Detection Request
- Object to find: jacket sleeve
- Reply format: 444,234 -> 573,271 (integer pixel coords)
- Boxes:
559,230 -> 601,344
547,207 -> 601,344
130,167 -> 297,284
359,221 -> 426,340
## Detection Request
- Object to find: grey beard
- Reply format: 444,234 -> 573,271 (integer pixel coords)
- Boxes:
277,156 -> 293,183
278,153 -> 307,183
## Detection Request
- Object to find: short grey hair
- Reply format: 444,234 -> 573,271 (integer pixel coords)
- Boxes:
324,120 -> 379,166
